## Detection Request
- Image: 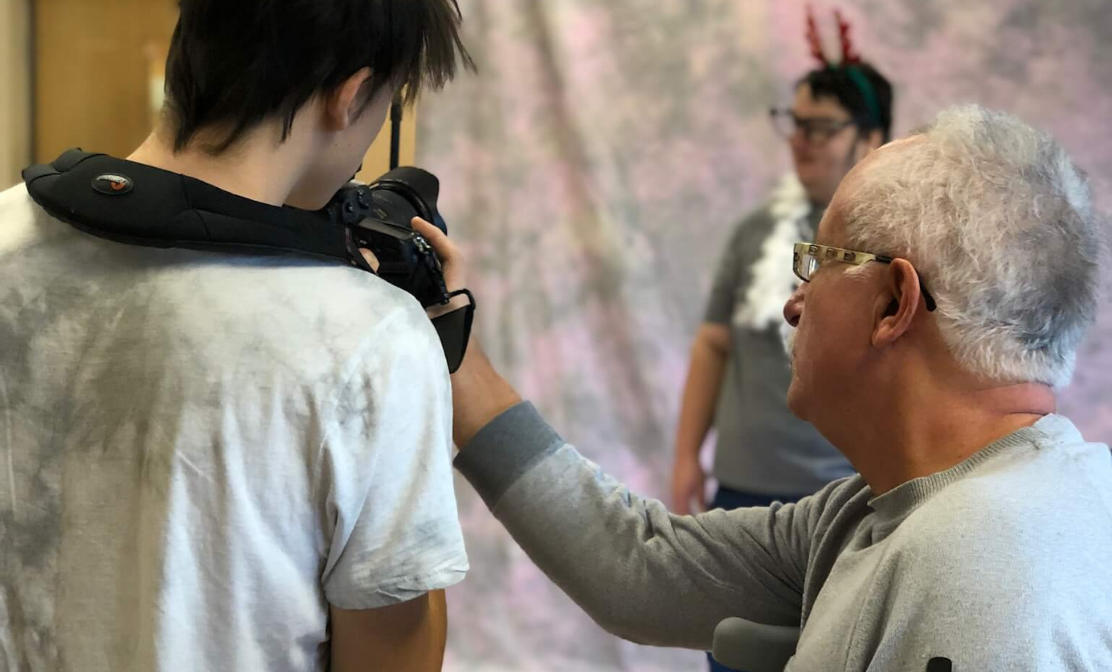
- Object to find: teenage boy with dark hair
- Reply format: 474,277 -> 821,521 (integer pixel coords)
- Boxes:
0,2 -> 473,671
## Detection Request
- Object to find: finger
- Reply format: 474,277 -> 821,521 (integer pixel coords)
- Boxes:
359,248 -> 381,273
412,216 -> 466,291
412,217 -> 454,259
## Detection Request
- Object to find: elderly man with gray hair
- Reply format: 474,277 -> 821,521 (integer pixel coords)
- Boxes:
413,105 -> 1111,670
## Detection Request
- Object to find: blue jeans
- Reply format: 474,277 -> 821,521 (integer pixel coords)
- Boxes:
706,486 -> 805,672
709,486 -> 805,511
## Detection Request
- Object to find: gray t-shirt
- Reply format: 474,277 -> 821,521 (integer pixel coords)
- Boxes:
704,195 -> 852,495
457,403 -> 1112,670
0,184 -> 468,672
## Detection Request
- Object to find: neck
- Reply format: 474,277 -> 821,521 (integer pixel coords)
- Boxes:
843,381 -> 1056,495
128,126 -> 307,207
803,185 -> 834,209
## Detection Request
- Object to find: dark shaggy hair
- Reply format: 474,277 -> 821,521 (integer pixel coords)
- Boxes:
798,63 -> 894,142
164,0 -> 474,154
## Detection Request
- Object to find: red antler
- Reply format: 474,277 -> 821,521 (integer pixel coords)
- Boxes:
834,9 -> 861,64
805,5 -> 828,66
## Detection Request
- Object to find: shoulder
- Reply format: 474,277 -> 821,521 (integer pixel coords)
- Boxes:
0,183 -> 42,235
792,475 -> 874,548
713,205 -> 776,271
802,475 -> 872,518
245,263 -> 446,373
729,178 -> 810,247
183,251 -> 437,345
730,203 -> 777,241
0,182 -> 67,229
887,443 -> 1103,589
0,182 -> 30,208
4,177 -> 446,381
910,433 -> 1098,534
151,243 -> 448,391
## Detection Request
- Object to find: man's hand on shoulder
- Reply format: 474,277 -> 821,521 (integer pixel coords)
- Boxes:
412,218 -> 522,448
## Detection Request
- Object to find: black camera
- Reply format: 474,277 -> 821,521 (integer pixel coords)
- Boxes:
325,167 -> 451,308
324,166 -> 475,373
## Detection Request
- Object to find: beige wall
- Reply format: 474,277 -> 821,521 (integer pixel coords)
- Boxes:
0,0 -> 32,189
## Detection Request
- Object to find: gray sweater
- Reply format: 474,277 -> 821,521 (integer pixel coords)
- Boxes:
455,404 -> 1112,670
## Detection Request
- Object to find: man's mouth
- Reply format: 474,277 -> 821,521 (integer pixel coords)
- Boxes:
782,323 -> 798,368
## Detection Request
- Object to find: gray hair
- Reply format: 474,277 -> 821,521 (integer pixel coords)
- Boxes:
843,105 -> 1102,389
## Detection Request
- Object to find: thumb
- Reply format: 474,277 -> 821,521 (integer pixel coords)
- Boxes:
413,217 -> 452,256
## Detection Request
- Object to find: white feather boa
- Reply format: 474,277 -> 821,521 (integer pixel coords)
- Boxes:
733,174 -> 815,333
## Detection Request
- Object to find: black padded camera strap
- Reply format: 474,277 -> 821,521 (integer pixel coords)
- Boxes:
21,149 -> 473,372
22,149 -> 364,266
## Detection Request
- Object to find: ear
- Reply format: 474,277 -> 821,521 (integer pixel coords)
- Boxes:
857,128 -> 885,161
871,258 -> 924,349
323,67 -> 374,132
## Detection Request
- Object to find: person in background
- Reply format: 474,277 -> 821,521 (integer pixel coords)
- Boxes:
672,16 -> 896,537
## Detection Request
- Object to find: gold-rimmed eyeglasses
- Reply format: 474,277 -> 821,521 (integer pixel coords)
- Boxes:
792,242 -> 937,312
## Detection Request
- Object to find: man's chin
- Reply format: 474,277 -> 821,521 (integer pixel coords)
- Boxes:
785,380 -> 807,421
794,173 -> 834,205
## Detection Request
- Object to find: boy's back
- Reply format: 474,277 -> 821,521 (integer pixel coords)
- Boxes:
0,183 -> 468,671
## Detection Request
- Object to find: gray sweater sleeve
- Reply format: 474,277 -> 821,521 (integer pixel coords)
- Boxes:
455,402 -> 822,651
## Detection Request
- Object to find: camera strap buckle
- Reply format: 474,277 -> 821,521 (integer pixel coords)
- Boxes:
431,289 -> 476,374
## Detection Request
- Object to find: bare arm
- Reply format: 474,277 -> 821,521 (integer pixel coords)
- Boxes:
671,322 -> 731,514
330,590 -> 448,672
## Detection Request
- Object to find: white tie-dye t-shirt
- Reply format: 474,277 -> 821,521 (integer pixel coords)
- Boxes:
0,183 -> 468,671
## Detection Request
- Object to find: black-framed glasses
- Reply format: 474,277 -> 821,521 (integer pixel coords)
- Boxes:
793,242 -> 938,312
770,108 -> 856,145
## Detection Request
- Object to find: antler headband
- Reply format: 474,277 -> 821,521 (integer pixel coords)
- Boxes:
804,5 -> 880,125
805,5 -> 862,67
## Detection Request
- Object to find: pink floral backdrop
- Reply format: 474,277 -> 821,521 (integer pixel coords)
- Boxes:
417,1 -> 1112,669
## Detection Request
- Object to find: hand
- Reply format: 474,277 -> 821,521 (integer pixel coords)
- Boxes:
413,217 -> 472,317
412,217 -> 465,292
671,456 -> 706,515
361,217 -> 463,293
409,217 -> 521,447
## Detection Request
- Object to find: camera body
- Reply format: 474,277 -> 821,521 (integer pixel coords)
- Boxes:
325,167 -> 451,308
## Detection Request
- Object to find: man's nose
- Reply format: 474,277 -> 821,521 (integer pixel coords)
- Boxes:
783,285 -> 805,327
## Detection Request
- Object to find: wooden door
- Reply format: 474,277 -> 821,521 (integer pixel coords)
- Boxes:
33,0 -> 412,177
0,0 -> 32,187
34,0 -> 179,161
